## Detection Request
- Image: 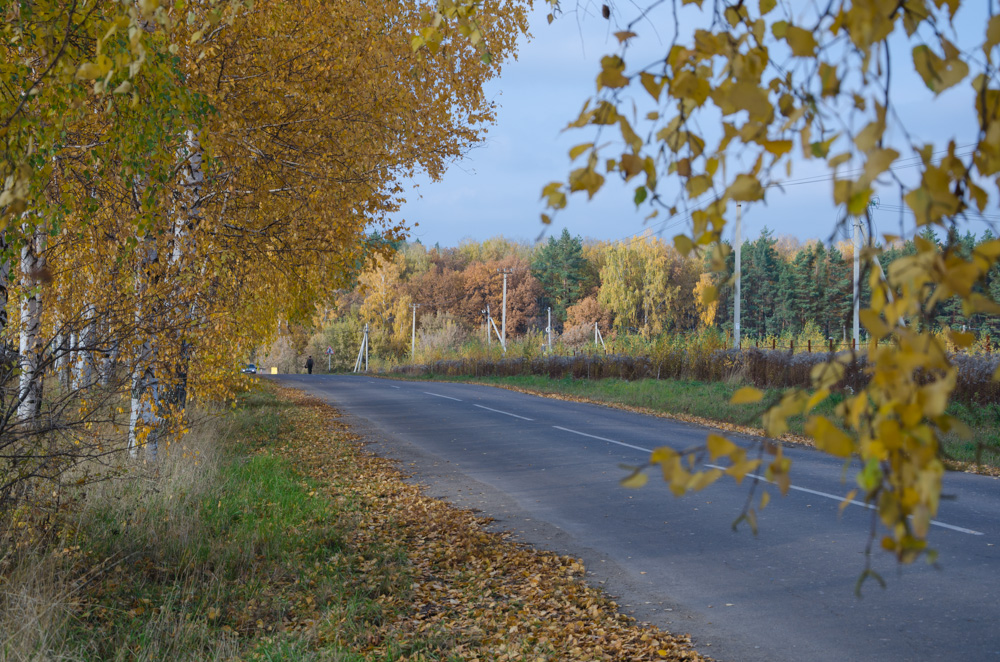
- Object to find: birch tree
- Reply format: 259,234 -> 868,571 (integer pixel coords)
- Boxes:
17,223 -> 46,422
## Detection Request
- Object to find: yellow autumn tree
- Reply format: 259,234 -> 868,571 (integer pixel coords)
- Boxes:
599,236 -> 698,335
693,272 -> 718,328
359,253 -> 414,357
0,0 -> 529,499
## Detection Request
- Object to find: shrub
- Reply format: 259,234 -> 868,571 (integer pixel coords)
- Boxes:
391,330 -> 1000,407
415,311 -> 469,361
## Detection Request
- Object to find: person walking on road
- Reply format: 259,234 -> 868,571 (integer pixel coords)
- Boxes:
306,355 -> 314,374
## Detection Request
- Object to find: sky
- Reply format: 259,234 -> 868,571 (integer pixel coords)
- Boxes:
395,1 -> 1000,249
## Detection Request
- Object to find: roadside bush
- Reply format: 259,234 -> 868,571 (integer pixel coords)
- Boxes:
951,352 -> 1000,404
391,329 -> 1000,407
559,323 -> 597,349
416,311 -> 469,362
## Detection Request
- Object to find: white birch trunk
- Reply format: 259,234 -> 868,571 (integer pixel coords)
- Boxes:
17,224 -> 46,422
100,338 -> 118,387
0,233 -> 10,337
74,303 -> 95,389
128,339 -> 159,460
69,330 -> 80,390
167,130 -> 205,411
128,235 -> 160,461
0,233 -> 12,376
54,324 -> 69,390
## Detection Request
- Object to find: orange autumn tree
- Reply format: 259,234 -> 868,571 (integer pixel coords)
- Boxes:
420,0 -> 1000,576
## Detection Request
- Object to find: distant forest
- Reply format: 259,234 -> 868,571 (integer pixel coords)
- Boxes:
273,227 -> 1000,365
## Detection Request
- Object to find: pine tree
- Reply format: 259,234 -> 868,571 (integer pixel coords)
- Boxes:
532,229 -> 587,328
742,228 -> 781,338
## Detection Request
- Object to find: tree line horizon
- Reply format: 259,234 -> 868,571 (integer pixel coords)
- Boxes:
307,225 -> 1000,363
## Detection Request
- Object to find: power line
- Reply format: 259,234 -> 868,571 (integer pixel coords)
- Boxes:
610,141 -> 989,246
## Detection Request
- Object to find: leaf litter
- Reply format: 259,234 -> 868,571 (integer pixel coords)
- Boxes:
275,386 -> 710,661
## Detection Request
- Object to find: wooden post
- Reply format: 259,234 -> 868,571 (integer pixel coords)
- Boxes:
808,339 -> 811,353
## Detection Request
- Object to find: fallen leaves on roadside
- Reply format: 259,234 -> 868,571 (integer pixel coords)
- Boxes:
273,386 -> 709,661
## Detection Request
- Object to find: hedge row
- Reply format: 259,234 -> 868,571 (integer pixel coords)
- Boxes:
391,348 -> 1000,406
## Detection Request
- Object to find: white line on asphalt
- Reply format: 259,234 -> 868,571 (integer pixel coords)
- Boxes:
552,426 -> 653,453
553,426 -> 984,537
389,385 -> 401,389
424,391 -> 462,401
702,464 -> 985,536
474,404 -> 534,421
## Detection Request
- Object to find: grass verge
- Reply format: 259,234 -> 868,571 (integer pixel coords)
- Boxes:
0,386 -> 708,661
384,373 -> 1000,472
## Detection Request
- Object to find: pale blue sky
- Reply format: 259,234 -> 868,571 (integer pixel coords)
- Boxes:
397,1 -> 1000,248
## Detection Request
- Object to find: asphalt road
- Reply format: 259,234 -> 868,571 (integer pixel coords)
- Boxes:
271,374 -> 1000,662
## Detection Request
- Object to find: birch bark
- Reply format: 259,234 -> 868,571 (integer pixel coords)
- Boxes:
17,223 -> 46,422
127,233 -> 160,460
167,130 -> 205,411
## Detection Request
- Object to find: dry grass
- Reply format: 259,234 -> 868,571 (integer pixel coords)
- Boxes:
0,410 -> 237,662
0,388 -> 712,661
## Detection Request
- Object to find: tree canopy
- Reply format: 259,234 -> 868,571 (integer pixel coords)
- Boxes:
0,0 -> 528,495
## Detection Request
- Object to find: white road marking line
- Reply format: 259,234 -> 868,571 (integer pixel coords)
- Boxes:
552,426 -> 652,453
703,464 -> 984,536
389,385 -> 401,389
553,426 -> 983,537
474,404 -> 534,421
424,391 -> 462,401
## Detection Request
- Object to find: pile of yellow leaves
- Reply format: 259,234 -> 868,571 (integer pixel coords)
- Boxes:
274,386 -> 708,661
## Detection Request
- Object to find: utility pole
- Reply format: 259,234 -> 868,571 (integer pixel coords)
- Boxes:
353,323 -> 369,373
410,303 -> 421,359
498,268 -> 513,350
853,214 -> 861,347
484,302 -> 505,352
734,202 -> 742,349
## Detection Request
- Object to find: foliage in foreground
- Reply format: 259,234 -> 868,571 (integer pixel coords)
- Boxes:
0,387 -> 707,661
417,0 -> 1000,570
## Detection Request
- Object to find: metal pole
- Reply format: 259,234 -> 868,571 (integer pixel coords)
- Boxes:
734,202 -> 741,349
490,316 -> 506,353
853,215 -> 860,346
364,323 -> 369,372
354,328 -> 365,373
486,304 -> 491,346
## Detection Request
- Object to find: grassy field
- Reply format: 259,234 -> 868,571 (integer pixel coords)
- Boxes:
0,386 -> 706,661
389,373 -> 1000,470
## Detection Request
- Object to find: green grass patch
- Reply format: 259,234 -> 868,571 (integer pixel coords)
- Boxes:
0,389 -> 433,661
